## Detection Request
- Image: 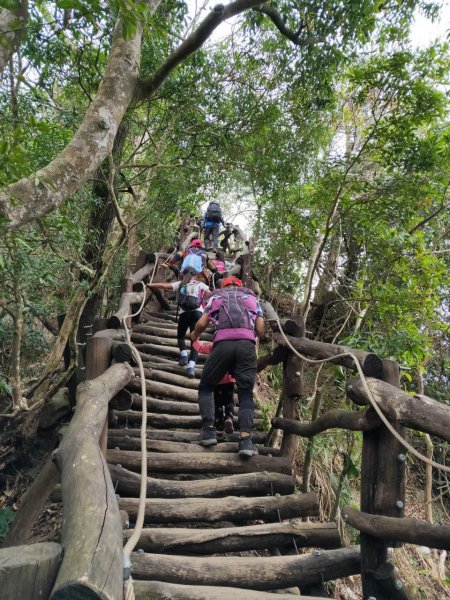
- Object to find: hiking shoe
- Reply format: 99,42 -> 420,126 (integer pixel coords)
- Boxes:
224,417 -> 234,435
186,366 -> 195,379
238,436 -> 258,457
199,426 -> 217,446
216,429 -> 225,440
179,354 -> 188,366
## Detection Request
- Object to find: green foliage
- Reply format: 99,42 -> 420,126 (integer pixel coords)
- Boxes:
0,508 -> 14,543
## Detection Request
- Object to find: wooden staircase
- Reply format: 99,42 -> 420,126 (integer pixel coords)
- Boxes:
107,308 -> 357,599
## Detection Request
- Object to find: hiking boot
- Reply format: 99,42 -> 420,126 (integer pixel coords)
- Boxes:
199,426 -> 217,446
179,354 -> 188,366
238,436 -> 258,457
224,417 -> 234,435
186,366 -> 195,379
216,429 -> 225,440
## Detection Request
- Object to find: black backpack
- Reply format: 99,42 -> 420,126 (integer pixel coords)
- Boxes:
206,202 -> 222,223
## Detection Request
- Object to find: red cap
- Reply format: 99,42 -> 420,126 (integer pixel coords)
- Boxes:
190,239 -> 203,248
222,276 -> 243,288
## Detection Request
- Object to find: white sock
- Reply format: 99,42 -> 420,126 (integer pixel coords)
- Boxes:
187,360 -> 196,369
180,350 -> 188,357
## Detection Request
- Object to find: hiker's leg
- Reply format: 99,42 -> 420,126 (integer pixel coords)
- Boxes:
177,312 -> 190,364
212,225 -> 220,250
232,340 -> 257,434
198,341 -> 233,427
214,386 -> 225,433
186,310 -> 201,364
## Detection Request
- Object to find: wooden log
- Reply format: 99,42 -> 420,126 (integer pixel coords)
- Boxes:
132,325 -> 214,342
107,428 -> 268,444
108,464 -> 294,498
85,334 -> 113,458
133,332 -> 182,347
273,332 -> 383,377
108,449 -> 291,475
0,542 -> 62,600
374,562 -> 413,600
132,580 -> 327,600
346,377 -> 450,442
342,506 -> 450,550
112,341 -> 133,363
280,316 -> 304,460
137,359 -> 203,378
108,437 -> 278,455
257,345 -> 288,372
133,366 -> 199,389
2,456 -> 60,547
141,315 -> 179,328
127,378 -> 199,402
134,342 -> 207,362
114,411 -> 265,431
130,546 -> 360,589
124,521 -> 340,554
273,408 -> 380,437
51,363 -> 133,600
131,396 -> 200,415
108,290 -> 145,329
130,261 -> 155,285
119,492 -> 319,524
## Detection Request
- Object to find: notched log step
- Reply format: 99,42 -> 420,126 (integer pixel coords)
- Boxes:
107,428 -> 268,444
113,412 -> 265,431
108,464 -> 293,498
124,520 -> 340,554
108,437 -> 279,455
133,580 -> 328,599
107,449 -> 290,475
130,546 -> 361,589
119,492 -> 319,524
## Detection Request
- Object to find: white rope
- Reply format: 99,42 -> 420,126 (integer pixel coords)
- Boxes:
274,318 -> 450,474
122,258 -> 159,596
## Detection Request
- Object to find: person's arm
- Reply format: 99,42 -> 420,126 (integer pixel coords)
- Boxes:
255,316 -> 265,338
206,258 -> 218,272
147,282 -> 173,290
191,312 -> 210,342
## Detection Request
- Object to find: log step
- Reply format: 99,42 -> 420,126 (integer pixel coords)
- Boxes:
107,449 -> 290,475
132,367 -> 200,389
130,547 -> 360,589
118,492 -> 319,524
108,464 -> 295,498
129,397 -> 261,419
133,580 -> 328,599
134,343 -> 207,362
113,411 -> 265,430
124,521 -> 340,554
108,437 -> 279,455
127,378 -> 199,402
107,428 -> 268,444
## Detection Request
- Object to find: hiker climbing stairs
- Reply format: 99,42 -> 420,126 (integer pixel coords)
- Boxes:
106,305 -> 350,598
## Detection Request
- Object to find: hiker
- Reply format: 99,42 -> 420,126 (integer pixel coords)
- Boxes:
191,276 -> 264,456
201,201 -> 225,251
168,238 -> 217,281
147,274 -> 211,378
193,339 -> 235,438
219,223 -> 246,254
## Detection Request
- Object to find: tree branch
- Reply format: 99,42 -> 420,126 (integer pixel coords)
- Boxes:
135,0 -> 264,101
0,0 -> 28,75
254,4 -> 325,47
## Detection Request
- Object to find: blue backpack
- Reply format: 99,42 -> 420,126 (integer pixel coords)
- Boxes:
180,248 -> 205,274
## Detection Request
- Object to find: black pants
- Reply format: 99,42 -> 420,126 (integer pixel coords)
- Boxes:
177,310 -> 201,362
198,339 -> 256,433
214,382 -> 235,430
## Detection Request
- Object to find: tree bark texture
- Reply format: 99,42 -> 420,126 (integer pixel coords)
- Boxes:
118,492 -> 319,524
343,506 -> 450,551
347,377 -> 450,442
273,332 -> 383,376
51,363 -> 133,600
0,542 -> 61,600
108,463 -> 294,498
0,1 -> 28,75
129,547 -> 361,590
273,408 -> 380,437
132,580 -> 328,600
124,521 -> 340,554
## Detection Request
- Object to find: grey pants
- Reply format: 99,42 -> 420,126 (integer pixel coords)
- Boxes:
204,225 -> 220,250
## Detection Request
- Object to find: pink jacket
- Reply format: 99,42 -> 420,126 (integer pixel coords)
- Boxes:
192,340 -> 235,385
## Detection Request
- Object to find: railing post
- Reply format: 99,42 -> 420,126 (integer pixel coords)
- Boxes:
360,358 -> 405,599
